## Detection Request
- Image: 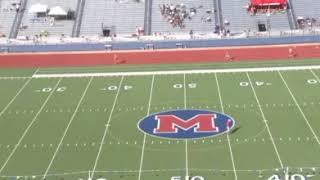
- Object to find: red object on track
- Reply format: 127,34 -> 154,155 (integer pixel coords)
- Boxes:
250,0 -> 287,6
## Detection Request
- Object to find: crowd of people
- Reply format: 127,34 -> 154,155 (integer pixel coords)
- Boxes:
297,17 -> 319,29
0,2 -> 21,12
159,4 -> 201,28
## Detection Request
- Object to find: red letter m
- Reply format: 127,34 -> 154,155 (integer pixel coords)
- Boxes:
154,114 -> 219,134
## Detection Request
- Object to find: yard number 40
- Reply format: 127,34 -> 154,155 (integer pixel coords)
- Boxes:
269,174 -> 306,180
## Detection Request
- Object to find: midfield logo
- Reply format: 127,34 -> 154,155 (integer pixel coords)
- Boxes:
138,110 -> 235,139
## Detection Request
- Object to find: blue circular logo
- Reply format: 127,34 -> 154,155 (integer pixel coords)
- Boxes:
138,109 -> 235,139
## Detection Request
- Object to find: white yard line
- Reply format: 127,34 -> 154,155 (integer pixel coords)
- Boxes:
246,72 -> 284,168
185,140 -> 189,177
278,71 -> 320,145
214,73 -> 238,180
0,78 -> 32,118
31,65 -> 320,78
184,74 -> 187,109
0,68 -> 39,117
32,68 -> 40,76
43,77 -> 94,179
138,75 -> 155,180
183,73 -> 189,177
310,69 -> 320,83
0,78 -> 63,174
90,76 -> 124,180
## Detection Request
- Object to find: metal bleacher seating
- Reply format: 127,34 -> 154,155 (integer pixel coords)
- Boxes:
291,0 -> 320,23
80,0 -> 145,36
17,0 -> 77,37
221,0 -> 290,33
0,0 -> 18,37
1,0 -> 320,38
151,0 -> 215,34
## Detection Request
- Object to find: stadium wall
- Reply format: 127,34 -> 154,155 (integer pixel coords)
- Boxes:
1,35 -> 320,52
0,43 -> 319,68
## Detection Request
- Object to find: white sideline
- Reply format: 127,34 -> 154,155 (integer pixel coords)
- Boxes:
31,65 -> 320,78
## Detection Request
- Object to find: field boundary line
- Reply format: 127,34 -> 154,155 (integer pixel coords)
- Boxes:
215,73 -> 238,180
278,71 -> 320,145
0,78 -> 32,118
90,76 -> 124,179
0,77 -> 31,80
246,72 -> 284,168
31,65 -> 320,78
0,78 -> 62,174
43,77 -> 94,179
138,75 -> 155,180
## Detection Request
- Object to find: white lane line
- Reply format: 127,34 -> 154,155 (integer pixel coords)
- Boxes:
138,75 -> 155,180
32,65 -> 320,78
0,78 -> 63,174
90,76 -> 124,179
278,71 -> 320,145
246,72 -> 284,168
215,73 -> 238,180
183,73 -> 189,177
43,77 -> 94,179
0,78 -> 32,118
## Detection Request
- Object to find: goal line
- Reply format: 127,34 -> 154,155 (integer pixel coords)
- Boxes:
31,65 -> 320,78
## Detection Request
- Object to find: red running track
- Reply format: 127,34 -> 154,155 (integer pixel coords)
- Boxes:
0,43 -> 320,67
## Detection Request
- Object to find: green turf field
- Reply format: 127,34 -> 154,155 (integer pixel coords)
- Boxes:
0,60 -> 320,180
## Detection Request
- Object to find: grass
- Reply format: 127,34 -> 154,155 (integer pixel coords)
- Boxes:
0,60 -> 320,180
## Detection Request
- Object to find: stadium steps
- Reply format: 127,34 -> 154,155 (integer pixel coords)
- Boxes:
143,0 -> 152,35
213,0 -> 223,30
286,0 -> 298,29
71,0 -> 85,37
9,0 -> 28,38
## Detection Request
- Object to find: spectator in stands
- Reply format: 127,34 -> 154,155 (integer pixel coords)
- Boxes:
14,3 -> 20,12
159,3 -> 202,29
189,30 -> 194,39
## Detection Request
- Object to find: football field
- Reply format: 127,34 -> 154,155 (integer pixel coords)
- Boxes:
0,60 -> 320,180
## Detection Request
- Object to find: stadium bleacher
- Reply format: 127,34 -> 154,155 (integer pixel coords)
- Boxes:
17,0 -> 77,37
151,0 -> 215,34
221,0 -> 290,34
80,0 -> 145,36
0,0 -> 19,37
0,0 -> 320,40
